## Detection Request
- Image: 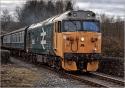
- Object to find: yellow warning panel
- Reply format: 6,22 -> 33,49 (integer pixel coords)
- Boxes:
87,61 -> 99,71
62,60 -> 77,71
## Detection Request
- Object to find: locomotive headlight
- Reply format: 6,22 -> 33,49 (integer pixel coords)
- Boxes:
94,48 -> 97,51
93,48 -> 97,53
63,35 -> 67,40
81,37 -> 84,42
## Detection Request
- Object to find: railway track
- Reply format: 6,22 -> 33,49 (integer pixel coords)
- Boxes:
11,57 -> 124,88
39,64 -> 124,88
62,72 -> 124,88
64,73 -> 108,87
90,72 -> 125,86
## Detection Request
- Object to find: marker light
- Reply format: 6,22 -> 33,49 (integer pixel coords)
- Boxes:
81,37 -> 84,42
73,13 -> 77,17
87,14 -> 91,17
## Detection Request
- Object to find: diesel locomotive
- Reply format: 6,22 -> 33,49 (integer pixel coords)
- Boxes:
1,10 -> 101,72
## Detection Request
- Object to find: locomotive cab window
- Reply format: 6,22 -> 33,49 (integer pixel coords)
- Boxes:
62,20 -> 100,32
63,20 -> 81,32
83,20 -> 100,32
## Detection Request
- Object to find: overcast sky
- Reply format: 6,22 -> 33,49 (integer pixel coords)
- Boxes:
0,0 -> 125,19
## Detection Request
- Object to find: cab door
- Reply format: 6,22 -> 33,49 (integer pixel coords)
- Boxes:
53,21 -> 62,55
53,22 -> 59,52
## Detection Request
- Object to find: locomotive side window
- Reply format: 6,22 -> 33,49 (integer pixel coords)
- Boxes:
58,21 -> 61,33
55,21 -> 61,33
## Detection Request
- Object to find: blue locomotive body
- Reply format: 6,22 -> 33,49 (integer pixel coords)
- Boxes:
27,23 -> 54,55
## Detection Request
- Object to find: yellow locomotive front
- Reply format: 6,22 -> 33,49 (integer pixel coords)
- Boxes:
53,10 -> 101,72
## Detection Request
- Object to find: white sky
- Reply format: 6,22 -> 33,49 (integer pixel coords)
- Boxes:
0,0 -> 125,19
74,0 -> 125,19
0,0 -> 26,15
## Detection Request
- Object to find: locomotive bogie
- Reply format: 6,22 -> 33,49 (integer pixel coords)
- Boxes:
87,61 -> 99,71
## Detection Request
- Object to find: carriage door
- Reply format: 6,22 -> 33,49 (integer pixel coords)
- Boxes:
27,32 -> 32,52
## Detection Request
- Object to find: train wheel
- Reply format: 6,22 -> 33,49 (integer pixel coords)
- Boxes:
32,55 -> 37,64
25,53 -> 29,62
48,60 -> 51,67
21,51 -> 25,60
51,60 -> 55,68
54,57 -> 62,72
29,54 -> 32,63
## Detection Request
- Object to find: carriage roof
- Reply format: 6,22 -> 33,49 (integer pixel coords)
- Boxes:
2,27 -> 27,36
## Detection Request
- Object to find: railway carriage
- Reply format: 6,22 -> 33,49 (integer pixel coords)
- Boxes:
2,28 -> 26,49
1,10 -> 102,72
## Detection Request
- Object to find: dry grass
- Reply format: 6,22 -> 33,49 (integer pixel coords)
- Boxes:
1,64 -> 40,87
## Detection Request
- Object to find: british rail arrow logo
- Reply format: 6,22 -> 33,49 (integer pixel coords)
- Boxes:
40,27 -> 46,49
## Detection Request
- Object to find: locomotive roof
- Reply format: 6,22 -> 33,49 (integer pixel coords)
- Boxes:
29,10 -> 96,29
28,11 -> 70,29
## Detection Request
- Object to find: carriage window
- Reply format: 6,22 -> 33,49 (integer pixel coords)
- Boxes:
63,21 -> 81,32
83,21 -> 100,32
22,31 -> 24,42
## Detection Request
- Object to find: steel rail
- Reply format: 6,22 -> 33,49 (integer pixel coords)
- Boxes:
90,72 -> 125,86
64,73 -> 108,87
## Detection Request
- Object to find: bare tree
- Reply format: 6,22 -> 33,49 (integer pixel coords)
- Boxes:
65,1 -> 73,11
100,14 -> 124,57
14,0 -> 71,26
55,0 -> 64,14
1,9 -> 13,32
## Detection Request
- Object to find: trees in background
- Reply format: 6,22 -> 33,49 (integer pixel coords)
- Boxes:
0,9 -> 22,33
55,0 -> 64,14
65,1 -> 73,11
1,9 -> 13,31
1,0 -> 73,32
100,15 -> 124,57
15,0 -> 73,27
